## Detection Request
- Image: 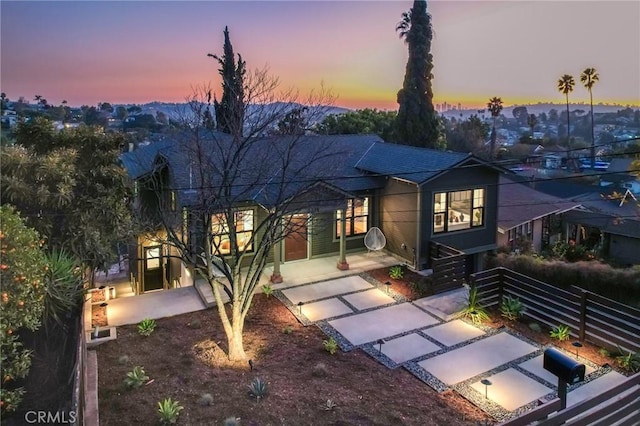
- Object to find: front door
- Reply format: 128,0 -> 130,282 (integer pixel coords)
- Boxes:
143,245 -> 164,292
284,215 -> 308,261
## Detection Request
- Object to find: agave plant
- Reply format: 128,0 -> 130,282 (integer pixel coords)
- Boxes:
137,318 -> 157,336
157,397 -> 183,425
248,377 -> 268,401
463,286 -> 490,324
500,295 -> 526,321
43,249 -> 84,326
124,366 -> 149,389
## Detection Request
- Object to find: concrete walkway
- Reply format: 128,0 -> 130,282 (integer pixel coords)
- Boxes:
275,275 -> 628,422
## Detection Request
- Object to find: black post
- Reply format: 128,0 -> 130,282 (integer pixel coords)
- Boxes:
558,379 -> 568,410
579,290 -> 588,342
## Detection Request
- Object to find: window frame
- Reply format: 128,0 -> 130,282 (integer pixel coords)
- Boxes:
335,197 -> 369,239
211,209 -> 255,255
433,188 -> 485,234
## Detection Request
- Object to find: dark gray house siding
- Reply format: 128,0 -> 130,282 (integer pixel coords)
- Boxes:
380,178 -> 418,265
421,164 -> 499,269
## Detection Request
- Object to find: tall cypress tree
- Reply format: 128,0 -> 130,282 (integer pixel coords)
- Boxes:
394,0 -> 441,149
208,26 -> 246,135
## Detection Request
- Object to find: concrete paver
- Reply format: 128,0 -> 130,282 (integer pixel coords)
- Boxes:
567,370 -> 628,407
519,354 -> 596,385
107,287 -> 206,326
470,368 -> 553,411
301,298 -> 353,322
380,333 -> 442,364
418,333 -> 538,385
342,289 -> 395,311
281,275 -> 373,304
413,287 -> 468,320
329,302 -> 440,346
422,319 -> 485,347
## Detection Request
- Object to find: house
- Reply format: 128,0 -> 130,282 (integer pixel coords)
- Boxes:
497,176 -> 581,252
601,158 -> 640,195
531,180 -> 640,265
121,134 -> 502,294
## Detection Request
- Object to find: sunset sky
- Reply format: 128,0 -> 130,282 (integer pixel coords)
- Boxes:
1,1 -> 639,110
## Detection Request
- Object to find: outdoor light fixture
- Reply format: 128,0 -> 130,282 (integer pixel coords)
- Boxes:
377,339 -> 385,353
572,341 -> 583,360
480,379 -> 492,399
297,301 -> 304,315
384,281 -> 392,294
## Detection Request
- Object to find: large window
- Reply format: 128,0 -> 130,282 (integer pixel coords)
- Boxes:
433,189 -> 484,234
336,198 -> 369,238
211,209 -> 254,255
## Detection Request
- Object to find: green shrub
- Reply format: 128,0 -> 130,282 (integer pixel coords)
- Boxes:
389,265 -> 404,280
312,362 -> 328,377
117,355 -> 129,365
615,349 -> 640,373
137,318 -> 156,336
463,286 -> 490,324
549,325 -> 571,341
323,337 -> 339,355
261,284 -> 273,298
223,417 -> 241,426
124,366 -> 149,389
157,397 -> 183,425
500,295 -> 526,321
198,393 -> 213,406
282,326 -> 293,334
598,347 -> 611,358
248,377 -> 268,401
487,253 -> 640,307
323,399 -> 337,411
188,318 -> 201,329
528,322 -> 542,333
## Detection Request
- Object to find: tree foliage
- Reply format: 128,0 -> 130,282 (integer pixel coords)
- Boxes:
0,206 -> 47,414
581,67 -> 599,168
557,74 -> 575,148
315,108 -> 397,140
487,97 -> 503,160
394,0 -> 441,149
138,29 -> 337,361
1,119 -> 132,274
444,115 -> 489,157
209,26 -> 246,135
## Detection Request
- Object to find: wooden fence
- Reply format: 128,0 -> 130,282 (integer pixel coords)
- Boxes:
501,372 -> 640,425
471,267 -> 640,353
429,242 -> 466,294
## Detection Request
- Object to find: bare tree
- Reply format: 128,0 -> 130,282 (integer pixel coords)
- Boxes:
134,62 -> 339,360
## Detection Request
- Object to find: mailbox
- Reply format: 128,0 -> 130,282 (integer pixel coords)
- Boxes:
543,347 -> 585,384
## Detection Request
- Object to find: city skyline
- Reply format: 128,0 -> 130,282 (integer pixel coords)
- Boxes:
1,1 -> 639,110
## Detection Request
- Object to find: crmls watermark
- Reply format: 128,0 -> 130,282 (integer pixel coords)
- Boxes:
24,411 -> 77,424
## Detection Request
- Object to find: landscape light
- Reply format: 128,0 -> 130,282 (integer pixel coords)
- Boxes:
377,339 -> 385,353
297,301 -> 304,315
572,341 -> 583,360
480,379 -> 492,399
384,281 -> 392,294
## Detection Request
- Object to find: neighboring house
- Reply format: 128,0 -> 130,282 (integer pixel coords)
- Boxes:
532,180 -> 640,265
497,176 -> 581,252
121,134 -> 502,294
601,158 -> 640,195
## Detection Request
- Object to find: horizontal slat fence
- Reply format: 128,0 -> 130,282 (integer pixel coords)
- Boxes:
500,373 -> 640,425
471,267 -> 640,353
429,242 -> 465,294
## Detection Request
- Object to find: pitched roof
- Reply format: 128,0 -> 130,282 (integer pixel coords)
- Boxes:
355,143 -> 469,184
497,175 -> 581,232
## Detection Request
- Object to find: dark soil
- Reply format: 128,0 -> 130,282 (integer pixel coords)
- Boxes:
97,294 -> 490,425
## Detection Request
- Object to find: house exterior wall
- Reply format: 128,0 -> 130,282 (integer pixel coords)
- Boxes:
422,165 -> 499,268
380,178 -> 418,265
608,234 -> 640,265
310,212 -> 369,258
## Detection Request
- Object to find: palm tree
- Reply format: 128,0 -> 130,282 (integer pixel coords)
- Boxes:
581,67 -> 599,169
487,97 -> 503,160
396,10 -> 412,42
557,74 -> 575,151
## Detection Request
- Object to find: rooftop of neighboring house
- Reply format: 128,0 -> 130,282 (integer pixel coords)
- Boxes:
497,175 -> 581,233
